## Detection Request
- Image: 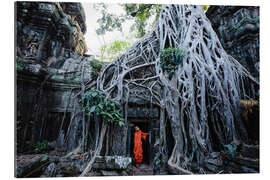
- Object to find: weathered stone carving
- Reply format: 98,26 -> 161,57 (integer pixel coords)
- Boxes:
16,1 -> 90,153
206,6 -> 259,80
16,1 -> 87,64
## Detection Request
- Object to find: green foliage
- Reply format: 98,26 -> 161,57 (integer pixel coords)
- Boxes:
123,4 -> 161,38
224,143 -> 238,158
94,4 -> 209,38
103,40 -> 131,61
90,59 -> 107,80
16,56 -> 26,70
100,44 -> 107,57
203,5 -> 209,12
94,3 -> 161,38
33,140 -> 51,154
108,40 -> 131,55
99,40 -> 131,61
160,47 -> 185,79
94,3 -> 126,35
79,89 -> 124,126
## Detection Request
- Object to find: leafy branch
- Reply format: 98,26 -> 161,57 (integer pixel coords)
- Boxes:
90,59 -> 108,80
99,40 -> 131,61
79,89 -> 124,126
33,140 -> 52,153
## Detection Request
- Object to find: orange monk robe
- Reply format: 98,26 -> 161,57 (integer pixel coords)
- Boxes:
133,130 -> 149,163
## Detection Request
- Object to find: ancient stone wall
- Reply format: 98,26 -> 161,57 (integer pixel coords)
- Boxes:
16,2 -> 88,65
206,6 -> 259,80
16,1 -> 91,153
16,4 -> 260,159
16,54 -> 92,153
206,5 -> 259,143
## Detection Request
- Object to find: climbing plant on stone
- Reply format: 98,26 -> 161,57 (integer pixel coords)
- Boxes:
95,4 -> 258,174
160,47 -> 185,79
90,59 -> 108,80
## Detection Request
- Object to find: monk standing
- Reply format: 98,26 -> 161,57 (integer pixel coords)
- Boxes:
133,126 -> 149,167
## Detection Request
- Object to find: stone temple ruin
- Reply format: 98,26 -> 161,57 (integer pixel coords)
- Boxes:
16,2 -> 259,177
16,1 -> 90,153
16,1 -> 173,162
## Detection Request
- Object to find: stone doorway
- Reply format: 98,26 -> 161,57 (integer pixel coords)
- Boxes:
128,121 -> 153,165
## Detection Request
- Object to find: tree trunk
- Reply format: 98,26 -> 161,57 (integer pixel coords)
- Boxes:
97,5 -> 258,172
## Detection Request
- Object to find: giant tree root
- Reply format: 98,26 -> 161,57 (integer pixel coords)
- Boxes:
80,121 -> 107,176
59,5 -> 258,175
167,143 -> 193,174
95,5 -> 258,173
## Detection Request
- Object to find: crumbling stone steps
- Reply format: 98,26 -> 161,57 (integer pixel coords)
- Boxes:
16,154 -> 59,177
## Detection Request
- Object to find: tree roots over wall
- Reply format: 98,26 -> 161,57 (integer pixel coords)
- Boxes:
59,5 -> 258,175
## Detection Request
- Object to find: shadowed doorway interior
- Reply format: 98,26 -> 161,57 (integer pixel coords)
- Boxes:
130,122 -> 151,165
